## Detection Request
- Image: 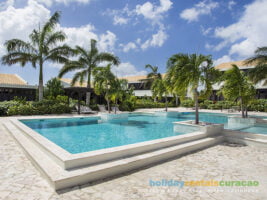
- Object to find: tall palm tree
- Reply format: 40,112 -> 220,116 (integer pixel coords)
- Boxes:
166,53 -> 218,124
245,47 -> 267,85
58,39 -> 120,106
221,64 -> 255,118
2,12 -> 73,101
93,64 -> 116,113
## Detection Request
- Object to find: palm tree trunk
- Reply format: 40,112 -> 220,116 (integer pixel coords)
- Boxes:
241,98 -> 245,118
86,91 -> 91,106
38,62 -> 44,101
165,95 -> 168,112
115,99 -> 118,114
175,95 -> 178,106
194,88 -> 199,124
107,99 -> 111,113
245,106 -> 248,118
86,72 -> 91,106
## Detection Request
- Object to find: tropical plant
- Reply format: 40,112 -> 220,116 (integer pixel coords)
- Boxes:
151,77 -> 169,111
245,47 -> 267,85
166,53 -> 219,124
45,77 -> 64,98
1,12 -> 73,101
110,78 -> 128,114
140,64 -> 162,97
221,64 -> 256,118
93,64 -> 116,113
58,39 -> 120,106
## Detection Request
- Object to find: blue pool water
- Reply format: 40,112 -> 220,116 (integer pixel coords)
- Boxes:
238,124 -> 267,135
20,112 -> 266,154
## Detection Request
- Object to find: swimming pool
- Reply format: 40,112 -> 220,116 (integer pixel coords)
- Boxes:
238,124 -> 267,135
21,112 -> 266,154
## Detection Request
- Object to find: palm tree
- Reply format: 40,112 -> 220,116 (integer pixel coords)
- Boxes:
110,78 -> 128,114
221,64 -> 256,118
245,47 -> 267,85
166,53 -> 218,124
140,64 -> 162,101
151,77 -> 169,111
2,12 -> 73,101
93,64 -> 116,113
58,39 -> 120,106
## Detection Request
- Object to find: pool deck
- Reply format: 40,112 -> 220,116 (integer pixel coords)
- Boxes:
1,108 -> 267,199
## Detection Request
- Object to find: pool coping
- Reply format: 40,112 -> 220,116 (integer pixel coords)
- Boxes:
3,111 -> 267,191
9,114 -> 217,170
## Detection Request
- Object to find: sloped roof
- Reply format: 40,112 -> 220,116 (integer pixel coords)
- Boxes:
214,60 -> 254,71
120,74 -> 166,82
60,78 -> 88,87
0,73 -> 27,85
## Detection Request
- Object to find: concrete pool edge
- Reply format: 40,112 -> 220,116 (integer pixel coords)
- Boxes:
9,117 -> 218,170
3,118 -> 224,190
2,112 -> 267,191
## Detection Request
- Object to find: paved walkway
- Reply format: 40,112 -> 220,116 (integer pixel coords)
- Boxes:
0,121 -> 267,200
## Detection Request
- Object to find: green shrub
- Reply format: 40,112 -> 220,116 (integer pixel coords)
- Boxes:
134,98 -> 175,109
180,99 -> 194,108
6,96 -> 72,116
0,101 -> 20,116
248,99 -> 267,112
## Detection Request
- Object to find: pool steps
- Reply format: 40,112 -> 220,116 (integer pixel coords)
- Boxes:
3,119 -> 223,191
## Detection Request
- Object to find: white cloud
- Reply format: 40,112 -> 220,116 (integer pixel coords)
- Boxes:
213,0 -> 267,59
228,0 -> 236,10
214,55 -> 232,66
141,28 -> 168,50
135,0 -> 173,25
0,0 -> 50,55
200,26 -> 212,36
0,0 -> 117,60
36,0 -> 92,7
112,62 -> 147,77
120,42 -> 137,52
98,31 -> 117,52
105,5 -> 134,26
180,0 -> 219,22
0,0 -> 14,10
113,15 -> 128,25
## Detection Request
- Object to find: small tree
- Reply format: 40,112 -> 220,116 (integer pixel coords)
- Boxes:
166,53 -> 219,124
151,77 -> 169,111
221,64 -> 256,118
93,64 -> 116,113
45,77 -> 64,98
110,79 -> 128,114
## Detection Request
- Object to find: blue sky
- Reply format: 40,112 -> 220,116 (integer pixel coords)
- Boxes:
1,0 -> 267,85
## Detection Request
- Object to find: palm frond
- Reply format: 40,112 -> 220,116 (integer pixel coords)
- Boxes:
40,12 -> 61,43
71,70 -> 87,86
95,52 -> 120,65
76,45 -> 89,59
4,39 -> 37,53
58,61 -> 86,78
45,31 -> 66,47
1,52 -> 37,67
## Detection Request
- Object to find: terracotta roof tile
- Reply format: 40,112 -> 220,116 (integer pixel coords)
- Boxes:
0,73 -> 27,85
214,60 -> 254,70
